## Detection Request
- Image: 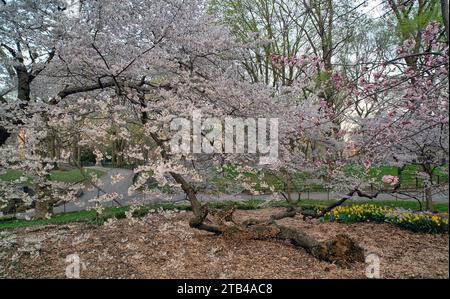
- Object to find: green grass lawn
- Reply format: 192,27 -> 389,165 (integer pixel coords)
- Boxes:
365,164 -> 448,188
0,203 -> 186,230
211,164 -> 449,193
49,169 -> 105,183
0,199 -> 447,230
0,169 -> 23,181
0,168 -> 105,184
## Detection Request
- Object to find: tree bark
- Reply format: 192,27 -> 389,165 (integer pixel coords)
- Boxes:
34,184 -> 54,219
212,213 -> 365,267
0,126 -> 10,146
71,135 -> 80,165
16,64 -> 31,104
34,200 -> 53,220
425,186 -> 433,212
441,0 -> 449,43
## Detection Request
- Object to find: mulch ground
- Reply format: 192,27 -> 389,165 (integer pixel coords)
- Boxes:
0,208 -> 448,278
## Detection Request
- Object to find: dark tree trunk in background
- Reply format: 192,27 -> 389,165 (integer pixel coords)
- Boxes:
442,0 -> 449,43
0,127 -> 10,146
34,200 -> 53,219
425,185 -> 434,212
0,53 -> 32,146
112,137 -> 125,168
16,64 -> 31,104
34,185 -> 54,220
0,64 -> 31,146
71,135 -> 81,165
0,43 -> 54,146
419,163 -> 435,212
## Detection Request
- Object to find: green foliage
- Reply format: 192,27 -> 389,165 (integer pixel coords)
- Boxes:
0,215 -> 16,223
395,1 -> 441,38
0,199 -> 447,230
49,169 -> 105,183
344,164 -> 448,188
79,147 -> 96,166
389,211 -> 448,234
0,209 -> 97,229
211,163 -> 448,193
0,169 -> 23,181
321,204 -> 391,223
274,199 -> 449,213
321,204 -> 449,234
207,199 -> 262,210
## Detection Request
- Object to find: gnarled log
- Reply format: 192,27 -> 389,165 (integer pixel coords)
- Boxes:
276,226 -> 364,267
191,205 -> 364,267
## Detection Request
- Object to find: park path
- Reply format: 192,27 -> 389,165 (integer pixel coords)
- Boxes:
54,167 -> 449,214
15,167 -> 449,218
54,167 -> 136,214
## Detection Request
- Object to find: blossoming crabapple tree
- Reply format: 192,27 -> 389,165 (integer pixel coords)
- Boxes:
348,21 -> 449,211
268,21 -> 449,213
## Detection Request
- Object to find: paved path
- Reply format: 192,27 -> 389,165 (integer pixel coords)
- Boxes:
54,167 -> 136,214
15,167 -> 449,218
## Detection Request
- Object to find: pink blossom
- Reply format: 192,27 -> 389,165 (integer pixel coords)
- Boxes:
402,38 -> 416,52
422,22 -> 440,46
382,175 -> 400,186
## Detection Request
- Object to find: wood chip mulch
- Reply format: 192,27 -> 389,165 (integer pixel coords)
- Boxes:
0,208 -> 448,279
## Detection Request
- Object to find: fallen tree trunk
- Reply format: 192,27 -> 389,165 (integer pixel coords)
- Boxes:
194,205 -> 365,267
144,107 -> 365,267
270,226 -> 364,267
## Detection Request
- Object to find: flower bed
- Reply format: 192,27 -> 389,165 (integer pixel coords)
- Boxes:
319,204 -> 448,234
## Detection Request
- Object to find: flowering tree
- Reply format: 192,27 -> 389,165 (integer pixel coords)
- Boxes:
0,0 -> 69,146
0,0 -> 448,266
349,21 -> 449,211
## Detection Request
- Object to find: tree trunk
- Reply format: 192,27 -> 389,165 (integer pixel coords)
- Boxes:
0,61 -> 31,146
71,136 -> 80,165
34,183 -> 54,220
421,164 -> 434,212
0,126 -> 10,146
34,200 -> 53,220
268,225 -> 364,267
15,64 -> 31,104
441,0 -> 449,43
215,217 -> 365,267
425,186 -> 433,212
111,138 -> 125,168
